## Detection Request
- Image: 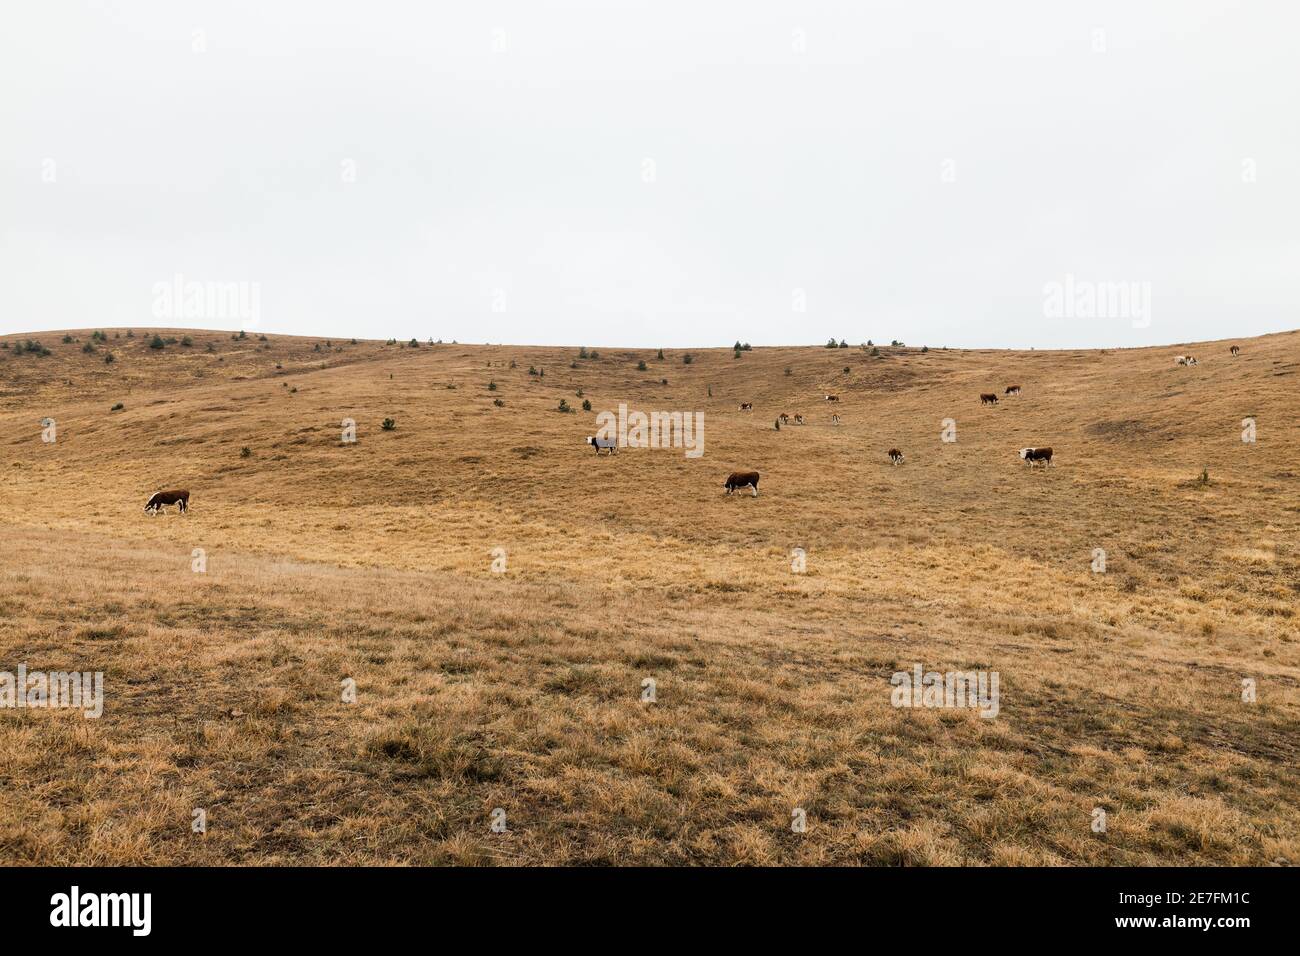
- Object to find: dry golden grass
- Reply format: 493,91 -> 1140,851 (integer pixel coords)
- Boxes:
1,328 -> 1297,865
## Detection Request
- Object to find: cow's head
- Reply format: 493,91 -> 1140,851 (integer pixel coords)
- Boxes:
1019,448 -> 1033,459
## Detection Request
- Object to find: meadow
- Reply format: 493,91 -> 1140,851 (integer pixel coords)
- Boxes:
1,328 -> 1296,865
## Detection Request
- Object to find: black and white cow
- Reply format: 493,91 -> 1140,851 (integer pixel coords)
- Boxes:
144,489 -> 190,514
587,436 -> 617,455
724,471 -> 760,497
1018,447 -> 1053,467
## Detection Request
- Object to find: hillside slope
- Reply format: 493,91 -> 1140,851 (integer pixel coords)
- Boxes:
1,328 -> 1297,865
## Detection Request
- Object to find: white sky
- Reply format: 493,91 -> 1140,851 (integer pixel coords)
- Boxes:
2,1 -> 1296,348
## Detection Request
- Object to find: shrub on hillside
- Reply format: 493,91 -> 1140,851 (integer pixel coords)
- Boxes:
150,335 -> 165,349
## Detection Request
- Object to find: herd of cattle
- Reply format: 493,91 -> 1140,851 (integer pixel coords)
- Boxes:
724,376 -> 1044,496
141,344 -> 1244,512
712,343 -> 1240,498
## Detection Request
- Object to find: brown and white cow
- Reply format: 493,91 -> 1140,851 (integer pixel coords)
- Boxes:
779,413 -> 790,424
723,471 -> 760,497
739,402 -> 753,411
1230,346 -> 1240,357
888,448 -> 904,465
980,393 -> 999,405
144,489 -> 190,514
1019,447 -> 1053,467
1004,385 -> 1021,396
824,394 -> 839,402
793,414 -> 805,425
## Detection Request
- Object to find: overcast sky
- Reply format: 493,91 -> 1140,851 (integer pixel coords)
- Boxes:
2,1 -> 1296,348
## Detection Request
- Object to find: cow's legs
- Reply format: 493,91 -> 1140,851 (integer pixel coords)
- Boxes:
750,484 -> 758,497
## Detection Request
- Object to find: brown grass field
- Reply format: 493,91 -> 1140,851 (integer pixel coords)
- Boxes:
1,327 -> 1297,866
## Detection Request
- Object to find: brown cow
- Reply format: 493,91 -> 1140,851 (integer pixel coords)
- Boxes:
779,413 -> 790,424
1230,346 -> 1240,357
739,402 -> 753,411
793,414 -> 805,425
144,489 -> 190,514
824,394 -> 839,402
1004,385 -> 1021,396
980,393 -> 999,405
723,471 -> 760,497
888,448 -> 904,465
1019,447 -> 1053,467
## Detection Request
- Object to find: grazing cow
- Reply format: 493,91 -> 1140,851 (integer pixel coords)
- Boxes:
587,435 -> 617,455
831,414 -> 841,425
779,413 -> 790,424
1175,356 -> 1187,365
1187,355 -> 1198,366
144,489 -> 190,515
980,393 -> 999,405
1230,346 -> 1240,356
1004,385 -> 1021,396
888,448 -> 904,465
1018,447 -> 1053,468
739,402 -> 753,411
824,394 -> 839,402
723,471 -> 760,497
793,414 -> 805,425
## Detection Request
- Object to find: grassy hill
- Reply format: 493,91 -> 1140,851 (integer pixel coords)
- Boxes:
1,327 -> 1297,865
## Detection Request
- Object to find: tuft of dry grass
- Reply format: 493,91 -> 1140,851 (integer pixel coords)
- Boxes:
0,328 -> 1297,865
